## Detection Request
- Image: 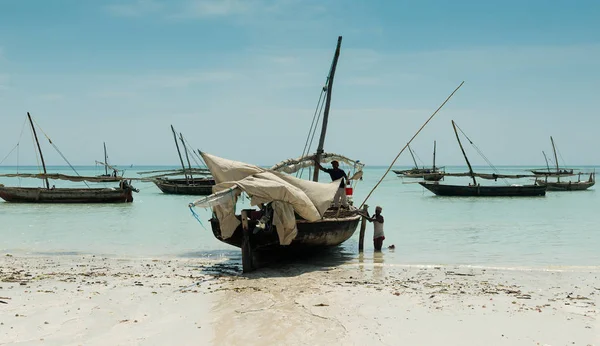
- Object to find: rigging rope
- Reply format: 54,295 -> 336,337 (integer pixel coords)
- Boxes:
0,144 -> 19,165
412,147 -> 426,167
455,124 -> 509,185
31,118 -> 90,188
297,88 -> 327,178
359,81 -> 464,208
297,55 -> 336,178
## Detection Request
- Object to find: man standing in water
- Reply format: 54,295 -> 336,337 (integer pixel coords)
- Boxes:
365,206 -> 385,251
316,160 -> 349,208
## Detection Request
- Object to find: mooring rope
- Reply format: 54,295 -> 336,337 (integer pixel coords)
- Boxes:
189,206 -> 207,230
359,81 -> 465,208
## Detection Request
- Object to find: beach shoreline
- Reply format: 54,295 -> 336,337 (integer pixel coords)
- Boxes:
1,254 -> 598,345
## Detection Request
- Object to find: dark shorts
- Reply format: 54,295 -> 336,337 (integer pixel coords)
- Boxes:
373,236 -> 385,251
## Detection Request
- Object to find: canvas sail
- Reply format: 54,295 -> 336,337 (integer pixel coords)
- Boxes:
192,153 -> 340,245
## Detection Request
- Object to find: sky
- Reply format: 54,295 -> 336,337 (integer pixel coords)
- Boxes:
1,0 -> 599,168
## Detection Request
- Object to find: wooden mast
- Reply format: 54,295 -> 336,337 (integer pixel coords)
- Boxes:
179,133 -> 194,183
27,112 -> 50,189
408,145 -> 419,169
542,151 -> 550,173
103,142 -> 108,175
451,120 -> 477,186
432,141 -> 436,171
312,36 -> 342,182
171,125 -> 189,184
550,136 -> 560,182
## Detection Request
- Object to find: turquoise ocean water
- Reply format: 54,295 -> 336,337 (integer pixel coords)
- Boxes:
1,165 -> 598,268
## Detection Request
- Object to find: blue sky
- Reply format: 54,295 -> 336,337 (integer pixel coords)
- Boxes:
1,0 -> 599,168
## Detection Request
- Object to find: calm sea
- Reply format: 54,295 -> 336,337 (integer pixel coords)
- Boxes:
1,165 -> 598,268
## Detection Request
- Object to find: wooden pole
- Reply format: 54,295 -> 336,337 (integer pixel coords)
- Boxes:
240,209 -> 254,273
103,142 -> 108,175
358,204 -> 369,252
542,151 -> 550,173
432,141 -> 437,171
171,125 -> 189,184
408,144 -> 419,169
179,133 -> 194,183
313,36 -> 342,182
27,112 -> 49,189
358,81 -> 464,209
550,136 -> 560,183
452,120 -> 477,186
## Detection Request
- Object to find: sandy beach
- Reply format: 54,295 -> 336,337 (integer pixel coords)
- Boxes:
1,253 -> 598,346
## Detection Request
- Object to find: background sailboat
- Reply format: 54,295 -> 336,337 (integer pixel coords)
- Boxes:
0,113 -> 137,203
419,120 -> 546,197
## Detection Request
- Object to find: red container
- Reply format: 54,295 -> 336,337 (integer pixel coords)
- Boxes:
345,187 -> 353,196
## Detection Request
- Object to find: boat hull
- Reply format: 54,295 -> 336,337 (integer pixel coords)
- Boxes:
153,178 -> 215,195
536,181 -> 595,191
0,186 -> 134,203
209,214 -> 361,251
419,182 -> 546,197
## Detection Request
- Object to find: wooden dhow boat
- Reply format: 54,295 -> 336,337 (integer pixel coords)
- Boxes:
393,141 -> 444,181
139,125 -> 215,195
189,36 -> 362,272
534,137 -> 595,191
0,113 -> 137,203
94,142 -> 122,182
419,120 -> 546,197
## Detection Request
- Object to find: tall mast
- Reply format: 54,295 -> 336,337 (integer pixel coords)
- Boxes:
432,141 -> 436,171
103,142 -> 108,175
27,112 -> 50,189
179,133 -> 194,182
550,136 -> 560,182
171,125 -> 189,184
408,145 -> 419,169
542,151 -> 550,172
312,36 -> 342,182
452,120 -> 477,186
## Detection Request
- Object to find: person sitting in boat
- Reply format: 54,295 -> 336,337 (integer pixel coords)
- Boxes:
364,206 -> 385,251
316,159 -> 349,208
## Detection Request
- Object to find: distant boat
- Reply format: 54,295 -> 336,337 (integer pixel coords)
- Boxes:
95,142 -> 122,182
419,120 -> 546,197
393,142 -> 444,181
530,150 -> 575,177
534,137 -> 595,191
0,113 -> 137,203
140,125 -> 215,195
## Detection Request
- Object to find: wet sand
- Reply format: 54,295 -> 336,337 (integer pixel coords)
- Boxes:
1,253 -> 598,345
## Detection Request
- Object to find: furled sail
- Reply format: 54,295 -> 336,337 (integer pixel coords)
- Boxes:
191,152 -> 340,245
0,173 -> 130,183
270,152 -> 364,176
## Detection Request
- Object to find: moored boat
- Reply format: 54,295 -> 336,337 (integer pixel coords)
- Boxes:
189,36 -> 362,272
420,120 -> 546,197
0,113 -> 137,203
533,136 -> 595,191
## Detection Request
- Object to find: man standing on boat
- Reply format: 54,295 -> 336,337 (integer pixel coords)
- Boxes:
316,160 -> 349,208
364,206 -> 385,251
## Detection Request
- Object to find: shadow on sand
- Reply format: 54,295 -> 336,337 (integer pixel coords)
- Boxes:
178,246 -> 357,279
